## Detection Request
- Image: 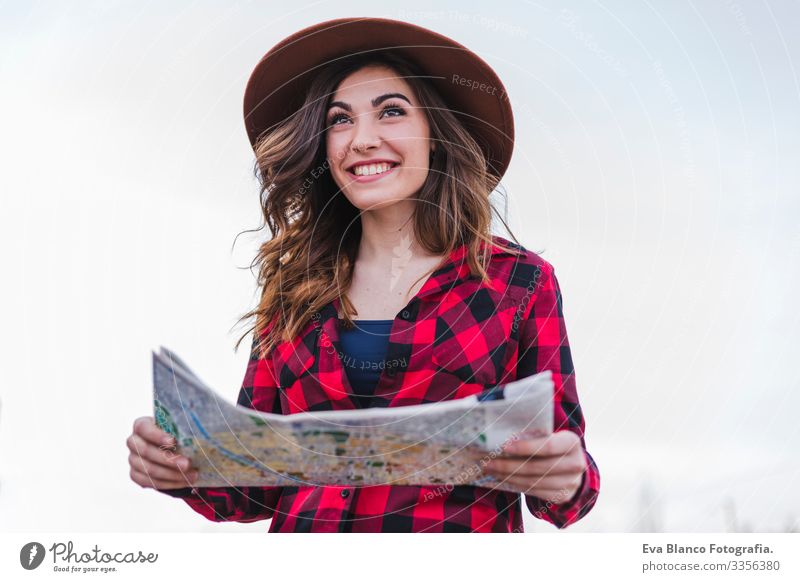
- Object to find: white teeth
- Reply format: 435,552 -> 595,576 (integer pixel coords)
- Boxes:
352,162 -> 395,176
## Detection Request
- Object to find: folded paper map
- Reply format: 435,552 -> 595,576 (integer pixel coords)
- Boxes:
152,346 -> 554,493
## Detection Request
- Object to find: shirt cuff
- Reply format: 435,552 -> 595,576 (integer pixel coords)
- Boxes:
524,448 -> 599,528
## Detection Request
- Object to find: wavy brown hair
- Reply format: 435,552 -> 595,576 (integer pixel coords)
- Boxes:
233,49 -> 523,360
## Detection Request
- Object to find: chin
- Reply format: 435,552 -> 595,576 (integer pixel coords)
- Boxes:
344,189 -> 416,211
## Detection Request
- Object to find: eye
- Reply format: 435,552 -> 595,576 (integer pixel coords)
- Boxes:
328,112 -> 349,127
380,102 -> 406,118
326,102 -> 407,127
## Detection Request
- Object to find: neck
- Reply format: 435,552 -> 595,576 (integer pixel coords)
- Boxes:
357,200 -> 421,263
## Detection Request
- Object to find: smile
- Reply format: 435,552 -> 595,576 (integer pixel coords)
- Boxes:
347,162 -> 399,182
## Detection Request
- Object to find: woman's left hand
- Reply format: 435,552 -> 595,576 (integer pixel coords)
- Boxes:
483,430 -> 587,504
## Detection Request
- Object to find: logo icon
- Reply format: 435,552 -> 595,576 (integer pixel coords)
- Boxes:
20,542 -> 46,570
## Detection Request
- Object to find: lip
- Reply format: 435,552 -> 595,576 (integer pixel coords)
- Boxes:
347,162 -> 399,183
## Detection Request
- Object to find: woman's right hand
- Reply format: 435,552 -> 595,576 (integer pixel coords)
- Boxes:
127,416 -> 198,490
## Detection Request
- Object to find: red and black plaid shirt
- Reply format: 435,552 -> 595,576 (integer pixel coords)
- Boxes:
159,235 -> 600,532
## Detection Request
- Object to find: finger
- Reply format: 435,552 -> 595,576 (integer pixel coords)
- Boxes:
129,453 -> 197,483
500,430 -> 579,455
130,468 -> 193,490
130,455 -> 193,483
127,433 -> 193,471
500,430 -> 581,457
133,416 -> 177,448
485,454 -> 583,477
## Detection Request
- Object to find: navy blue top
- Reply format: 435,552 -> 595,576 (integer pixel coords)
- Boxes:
337,318 -> 393,408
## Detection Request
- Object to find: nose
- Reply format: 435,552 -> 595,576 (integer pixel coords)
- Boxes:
350,113 -> 381,153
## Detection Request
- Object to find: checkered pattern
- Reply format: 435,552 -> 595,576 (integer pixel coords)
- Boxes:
159,235 -> 600,531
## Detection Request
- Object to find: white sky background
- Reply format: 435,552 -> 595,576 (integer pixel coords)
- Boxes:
0,0 -> 798,533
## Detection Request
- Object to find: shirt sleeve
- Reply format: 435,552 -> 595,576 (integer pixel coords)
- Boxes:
515,261 -> 601,528
156,330 -> 284,523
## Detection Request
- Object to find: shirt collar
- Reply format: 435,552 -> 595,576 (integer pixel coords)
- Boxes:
325,237 -> 518,317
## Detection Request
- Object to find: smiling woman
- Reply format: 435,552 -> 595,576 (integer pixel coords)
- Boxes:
126,16 -> 600,533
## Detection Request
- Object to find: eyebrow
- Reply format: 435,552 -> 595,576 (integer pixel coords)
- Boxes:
327,92 -> 412,112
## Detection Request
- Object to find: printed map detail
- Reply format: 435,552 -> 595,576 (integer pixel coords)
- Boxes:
152,347 -> 554,493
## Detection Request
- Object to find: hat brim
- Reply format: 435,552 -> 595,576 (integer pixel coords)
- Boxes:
243,17 -> 514,182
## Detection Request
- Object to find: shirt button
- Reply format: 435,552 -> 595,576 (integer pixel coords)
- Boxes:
340,489 -> 350,498
401,309 -> 410,320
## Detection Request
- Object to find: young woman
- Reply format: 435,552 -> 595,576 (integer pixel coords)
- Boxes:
126,17 -> 600,532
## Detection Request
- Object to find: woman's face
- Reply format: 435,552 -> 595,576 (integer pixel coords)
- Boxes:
325,65 -> 434,211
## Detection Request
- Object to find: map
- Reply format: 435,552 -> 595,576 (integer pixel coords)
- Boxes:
152,346 -> 554,493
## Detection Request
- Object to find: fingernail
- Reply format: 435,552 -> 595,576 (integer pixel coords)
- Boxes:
163,437 -> 176,447
180,458 -> 191,470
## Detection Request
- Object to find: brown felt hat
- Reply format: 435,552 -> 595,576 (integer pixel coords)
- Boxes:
243,16 -> 515,181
